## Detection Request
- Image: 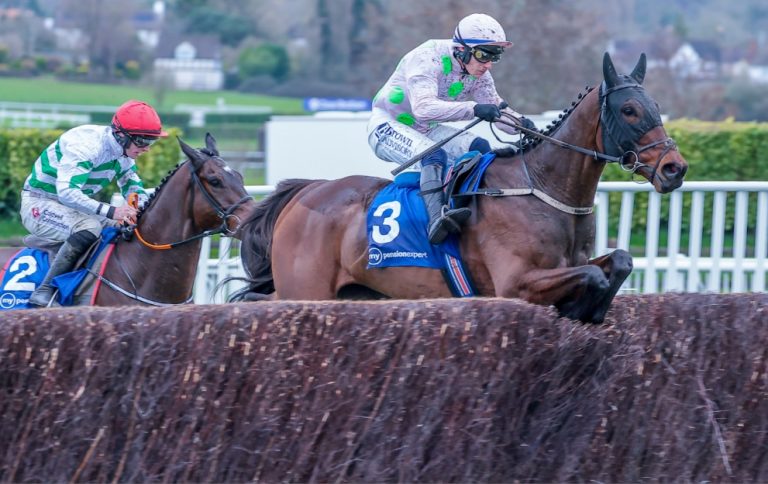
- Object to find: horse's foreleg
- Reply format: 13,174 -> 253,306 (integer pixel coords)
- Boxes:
512,249 -> 632,324
581,249 -> 633,323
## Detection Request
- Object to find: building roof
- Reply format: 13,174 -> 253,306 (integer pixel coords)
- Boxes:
154,29 -> 221,60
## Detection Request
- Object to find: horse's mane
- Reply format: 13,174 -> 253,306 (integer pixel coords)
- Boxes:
493,85 -> 596,157
134,160 -> 187,223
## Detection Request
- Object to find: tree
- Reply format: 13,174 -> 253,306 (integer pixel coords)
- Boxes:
59,0 -> 140,79
238,43 -> 290,81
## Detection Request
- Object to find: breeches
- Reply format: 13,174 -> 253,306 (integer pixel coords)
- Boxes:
20,192 -> 109,243
367,121 -> 477,170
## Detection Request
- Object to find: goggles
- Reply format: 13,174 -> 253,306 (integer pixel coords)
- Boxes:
472,46 -> 503,64
129,134 -> 159,148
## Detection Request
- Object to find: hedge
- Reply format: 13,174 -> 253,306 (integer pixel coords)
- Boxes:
0,127 -> 183,219
600,119 -> 768,243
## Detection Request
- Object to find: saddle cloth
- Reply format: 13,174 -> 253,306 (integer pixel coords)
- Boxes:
0,227 -> 120,310
366,155 -> 487,297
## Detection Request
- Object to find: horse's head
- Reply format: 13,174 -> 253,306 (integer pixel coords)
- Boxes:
178,134 -> 256,238
600,52 -> 688,193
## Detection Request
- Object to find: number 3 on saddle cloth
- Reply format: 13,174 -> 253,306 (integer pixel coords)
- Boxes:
366,151 -> 496,297
0,227 -> 120,310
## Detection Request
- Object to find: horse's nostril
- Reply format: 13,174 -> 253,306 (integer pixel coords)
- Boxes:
663,163 -> 682,178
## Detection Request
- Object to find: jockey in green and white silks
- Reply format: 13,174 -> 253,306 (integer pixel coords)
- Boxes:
23,124 -> 149,223
20,100 -> 167,307
366,13 -> 538,245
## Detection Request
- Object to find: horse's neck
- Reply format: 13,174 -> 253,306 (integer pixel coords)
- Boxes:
110,190 -> 202,301
491,91 -> 605,208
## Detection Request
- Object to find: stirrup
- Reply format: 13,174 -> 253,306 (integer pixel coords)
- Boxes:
29,285 -> 56,308
441,206 -> 471,228
428,207 -> 471,245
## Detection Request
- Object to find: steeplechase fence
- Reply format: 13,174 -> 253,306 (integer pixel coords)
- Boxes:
1,294 -> 767,482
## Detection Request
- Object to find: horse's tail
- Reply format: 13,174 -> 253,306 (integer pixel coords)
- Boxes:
229,179 -> 315,302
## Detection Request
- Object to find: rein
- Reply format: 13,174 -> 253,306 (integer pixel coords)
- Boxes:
496,113 -> 624,164
456,83 -> 678,215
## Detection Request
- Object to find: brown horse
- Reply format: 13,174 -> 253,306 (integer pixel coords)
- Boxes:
1,134 -> 255,307
234,53 -> 688,323
92,134 -> 255,306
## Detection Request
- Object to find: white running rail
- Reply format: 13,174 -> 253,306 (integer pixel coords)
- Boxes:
596,181 -> 768,294
193,181 -> 768,302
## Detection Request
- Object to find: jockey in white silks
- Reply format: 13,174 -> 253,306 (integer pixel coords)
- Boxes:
367,13 -> 538,244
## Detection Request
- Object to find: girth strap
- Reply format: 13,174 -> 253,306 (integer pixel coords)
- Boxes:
457,187 -> 594,215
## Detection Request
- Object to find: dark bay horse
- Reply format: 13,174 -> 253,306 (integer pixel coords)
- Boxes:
235,53 -> 688,323
0,134 -> 254,307
89,134 -> 255,306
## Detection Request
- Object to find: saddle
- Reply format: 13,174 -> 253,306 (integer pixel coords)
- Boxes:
443,151 -> 485,209
22,233 -> 102,272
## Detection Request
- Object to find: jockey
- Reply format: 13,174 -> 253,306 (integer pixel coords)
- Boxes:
21,99 -> 168,307
367,13 -> 537,245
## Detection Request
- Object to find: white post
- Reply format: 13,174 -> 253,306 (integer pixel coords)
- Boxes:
708,192 -> 727,292
732,191 -> 749,292
665,191 -> 683,291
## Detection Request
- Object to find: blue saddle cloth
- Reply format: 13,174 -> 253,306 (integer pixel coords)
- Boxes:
0,227 -> 120,310
365,152 -> 501,297
366,172 -> 460,270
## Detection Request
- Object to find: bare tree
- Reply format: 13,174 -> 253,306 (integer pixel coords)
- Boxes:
60,0 -> 140,79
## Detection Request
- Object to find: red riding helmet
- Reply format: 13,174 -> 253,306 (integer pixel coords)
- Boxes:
111,100 -> 168,138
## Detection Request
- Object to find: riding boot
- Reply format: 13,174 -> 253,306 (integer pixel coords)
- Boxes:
420,163 -> 471,245
28,230 -> 95,307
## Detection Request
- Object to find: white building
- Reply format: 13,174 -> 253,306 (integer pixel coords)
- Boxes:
153,32 -> 224,91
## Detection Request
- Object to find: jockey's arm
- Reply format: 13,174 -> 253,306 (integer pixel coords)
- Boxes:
407,73 -> 476,124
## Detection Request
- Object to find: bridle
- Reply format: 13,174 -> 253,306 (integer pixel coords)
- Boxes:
128,160 -> 252,250
495,82 -> 678,185
462,82 -> 679,215
95,157 -> 252,306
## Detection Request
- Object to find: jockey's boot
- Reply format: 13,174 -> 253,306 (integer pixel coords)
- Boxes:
420,163 -> 471,245
28,230 -> 96,307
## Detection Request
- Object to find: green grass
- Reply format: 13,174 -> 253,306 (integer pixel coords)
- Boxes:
0,74 -> 303,155
0,76 -> 306,113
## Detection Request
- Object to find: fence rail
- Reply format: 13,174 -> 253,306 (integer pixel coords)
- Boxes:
192,181 -> 768,303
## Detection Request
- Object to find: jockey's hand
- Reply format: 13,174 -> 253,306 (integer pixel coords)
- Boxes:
113,205 -> 138,225
474,103 -> 501,122
520,116 -> 538,131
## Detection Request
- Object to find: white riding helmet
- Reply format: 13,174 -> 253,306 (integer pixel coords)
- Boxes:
453,13 -> 513,48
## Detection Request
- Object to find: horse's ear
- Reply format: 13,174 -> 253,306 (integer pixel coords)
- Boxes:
630,52 -> 647,84
178,137 -> 206,171
204,132 -> 219,157
602,51 -> 620,89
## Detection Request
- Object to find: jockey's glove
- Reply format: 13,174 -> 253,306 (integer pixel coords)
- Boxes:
474,103 -> 501,122
520,116 -> 538,131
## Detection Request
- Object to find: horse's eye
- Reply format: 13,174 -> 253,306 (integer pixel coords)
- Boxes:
208,178 -> 222,187
622,106 -> 636,116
